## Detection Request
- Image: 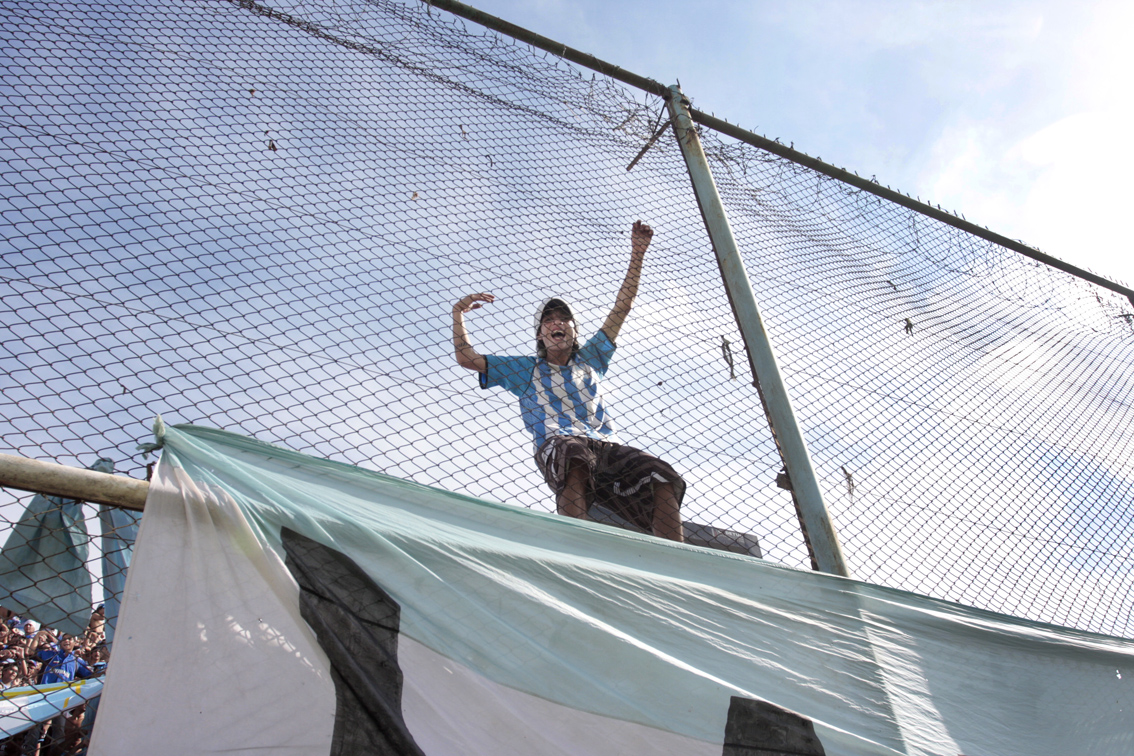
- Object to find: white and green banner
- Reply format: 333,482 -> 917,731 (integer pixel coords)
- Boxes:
90,425 -> 1134,755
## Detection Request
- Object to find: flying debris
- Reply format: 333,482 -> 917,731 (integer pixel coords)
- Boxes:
775,466 -> 792,491
721,336 -> 736,380
904,318 -> 914,336
841,466 -> 854,500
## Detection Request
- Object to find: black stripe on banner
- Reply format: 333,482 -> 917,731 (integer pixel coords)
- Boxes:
281,527 -> 426,756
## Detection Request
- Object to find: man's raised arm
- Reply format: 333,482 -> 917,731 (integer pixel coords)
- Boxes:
601,220 -> 652,343
452,292 -> 494,373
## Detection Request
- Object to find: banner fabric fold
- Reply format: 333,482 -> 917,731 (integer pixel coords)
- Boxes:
88,425 -> 1134,755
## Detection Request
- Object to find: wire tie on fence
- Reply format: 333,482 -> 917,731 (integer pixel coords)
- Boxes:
135,415 -> 167,460
721,336 -> 736,381
775,467 -> 793,491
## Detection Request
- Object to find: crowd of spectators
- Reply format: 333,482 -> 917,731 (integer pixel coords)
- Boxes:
0,608 -> 107,690
0,606 -> 108,756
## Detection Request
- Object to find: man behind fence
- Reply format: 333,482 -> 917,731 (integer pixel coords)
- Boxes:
452,220 -> 685,542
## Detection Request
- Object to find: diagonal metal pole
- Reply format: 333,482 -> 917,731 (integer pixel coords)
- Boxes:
665,85 -> 850,577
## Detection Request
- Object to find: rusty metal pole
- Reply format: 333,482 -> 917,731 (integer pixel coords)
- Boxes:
665,85 -> 850,577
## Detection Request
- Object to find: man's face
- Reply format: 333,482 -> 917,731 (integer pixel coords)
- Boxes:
539,309 -> 575,350
1,666 -> 16,683
60,636 -> 77,652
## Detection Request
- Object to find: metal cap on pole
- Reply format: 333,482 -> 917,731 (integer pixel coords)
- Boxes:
665,85 -> 850,577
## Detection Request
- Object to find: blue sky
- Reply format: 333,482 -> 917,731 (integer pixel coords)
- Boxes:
464,0 -> 1134,288
2,0 -> 1132,634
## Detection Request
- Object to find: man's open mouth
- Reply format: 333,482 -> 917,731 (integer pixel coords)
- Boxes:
551,330 -> 565,339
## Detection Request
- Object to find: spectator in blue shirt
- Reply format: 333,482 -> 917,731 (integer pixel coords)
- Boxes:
36,634 -> 93,684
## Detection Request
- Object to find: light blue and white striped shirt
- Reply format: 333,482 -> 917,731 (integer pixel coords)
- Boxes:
480,331 -> 619,452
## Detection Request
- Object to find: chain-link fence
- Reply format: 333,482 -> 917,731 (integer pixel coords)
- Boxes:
2,2 -> 1133,739
0,474 -> 131,750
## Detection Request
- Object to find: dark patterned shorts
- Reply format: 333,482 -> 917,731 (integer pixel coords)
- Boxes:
535,435 -> 686,531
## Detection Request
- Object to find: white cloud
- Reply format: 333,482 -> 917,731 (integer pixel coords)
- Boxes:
1011,112 -> 1134,281
920,110 -> 1134,287
909,1 -> 1134,287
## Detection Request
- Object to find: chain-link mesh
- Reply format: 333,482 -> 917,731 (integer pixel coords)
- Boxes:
708,143 -> 1134,629
1,1 -> 1132,714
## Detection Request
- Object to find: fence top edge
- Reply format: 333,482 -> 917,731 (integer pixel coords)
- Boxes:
426,0 -> 1133,304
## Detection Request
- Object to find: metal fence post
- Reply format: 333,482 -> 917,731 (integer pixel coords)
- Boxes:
665,85 -> 850,577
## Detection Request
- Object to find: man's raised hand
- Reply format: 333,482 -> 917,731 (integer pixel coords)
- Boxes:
454,292 -> 496,314
452,294 -> 492,372
601,220 -> 652,343
631,220 -> 653,257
